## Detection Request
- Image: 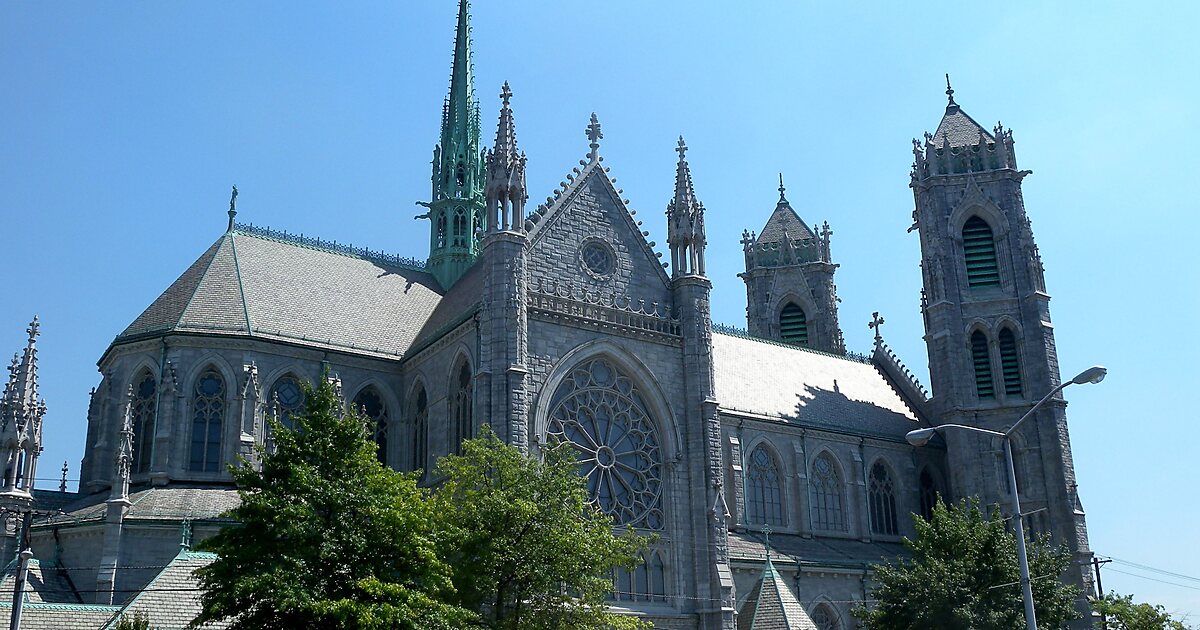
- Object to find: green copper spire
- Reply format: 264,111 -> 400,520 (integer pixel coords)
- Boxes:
424,0 -> 485,289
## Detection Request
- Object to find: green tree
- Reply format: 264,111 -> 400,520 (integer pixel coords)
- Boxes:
114,611 -> 150,630
191,376 -> 474,630
854,497 -> 1080,630
1093,592 -> 1194,630
432,426 -> 650,630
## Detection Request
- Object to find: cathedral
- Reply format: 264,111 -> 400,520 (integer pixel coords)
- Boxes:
0,1 -> 1099,628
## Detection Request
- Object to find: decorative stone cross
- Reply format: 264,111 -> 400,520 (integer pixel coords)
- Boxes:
676,136 -> 687,159
586,113 -> 603,160
762,524 -> 772,555
869,311 -> 886,345
500,81 -> 512,107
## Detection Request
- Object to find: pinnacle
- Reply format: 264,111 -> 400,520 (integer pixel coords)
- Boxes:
672,135 -> 699,212
493,81 -> 518,157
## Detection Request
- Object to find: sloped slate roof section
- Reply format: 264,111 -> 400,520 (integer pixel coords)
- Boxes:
712,332 -> 917,436
114,230 -> 445,358
932,104 -> 994,148
0,602 -> 120,630
757,200 -> 814,244
111,551 -> 229,629
0,558 -> 80,604
736,561 -> 817,630
41,486 -> 241,526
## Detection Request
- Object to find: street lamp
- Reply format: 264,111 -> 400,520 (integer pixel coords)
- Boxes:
906,365 -> 1107,630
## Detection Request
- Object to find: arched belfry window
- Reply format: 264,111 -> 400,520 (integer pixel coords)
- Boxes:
810,452 -> 845,532
869,461 -> 899,536
453,207 -> 467,246
811,603 -> 842,630
189,368 -> 226,473
450,360 -> 473,455
436,213 -> 447,248
746,445 -> 785,526
998,327 -> 1023,397
130,370 -> 157,474
354,387 -> 389,466
962,216 -> 1001,288
779,302 -> 808,345
612,550 -> 667,603
270,375 -> 306,429
919,468 -> 942,521
546,357 -> 664,530
971,330 -> 995,399
412,386 -> 428,473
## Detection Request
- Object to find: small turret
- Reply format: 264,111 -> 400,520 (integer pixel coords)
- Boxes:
0,317 -> 46,503
666,137 -> 707,278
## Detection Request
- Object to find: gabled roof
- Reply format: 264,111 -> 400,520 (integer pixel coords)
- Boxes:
40,486 -> 240,527
0,602 -> 120,630
114,226 -> 445,360
737,556 -> 817,630
107,551 -> 228,629
0,558 -> 80,604
931,103 -> 994,149
757,195 -> 814,244
712,332 -> 917,437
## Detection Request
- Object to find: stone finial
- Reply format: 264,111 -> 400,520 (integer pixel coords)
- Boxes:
586,113 -> 603,161
869,311 -> 886,346
180,519 -> 193,551
778,173 -> 787,202
945,73 -> 957,108
228,185 -> 238,232
60,460 -> 68,492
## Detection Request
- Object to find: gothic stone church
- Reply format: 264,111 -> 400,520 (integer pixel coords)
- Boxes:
0,2 -> 1098,628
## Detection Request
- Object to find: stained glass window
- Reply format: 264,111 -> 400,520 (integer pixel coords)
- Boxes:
189,368 -> 225,473
919,468 -> 941,521
869,461 -> 899,536
581,241 -> 614,276
810,453 -> 845,532
130,370 -> 157,474
746,445 -> 785,526
547,358 -> 664,530
270,375 -> 306,429
451,361 -> 473,455
811,604 -> 842,630
413,386 -> 428,473
612,551 -> 667,603
354,387 -> 389,466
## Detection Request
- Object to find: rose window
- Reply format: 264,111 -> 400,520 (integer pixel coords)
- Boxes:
547,358 -> 663,530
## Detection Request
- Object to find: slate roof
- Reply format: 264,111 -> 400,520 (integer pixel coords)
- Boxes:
0,558 -> 81,604
410,258 -> 483,353
115,227 -> 445,359
931,103 -> 994,148
40,486 -> 240,527
737,557 -> 817,630
756,197 -> 815,244
107,551 -> 228,630
729,530 -> 908,569
712,332 -> 917,438
0,602 -> 120,630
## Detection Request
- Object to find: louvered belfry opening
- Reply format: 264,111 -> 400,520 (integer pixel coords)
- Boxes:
971,330 -> 995,399
998,327 -> 1023,396
779,302 -> 808,345
962,216 -> 1001,288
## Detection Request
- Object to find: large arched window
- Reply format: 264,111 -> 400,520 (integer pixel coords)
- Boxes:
354,387 -> 389,466
130,370 -> 157,474
412,385 -> 428,473
189,368 -> 226,473
970,330 -> 995,399
612,550 -> 667,603
962,216 -> 1000,288
270,374 -> 306,429
869,461 -> 899,536
779,302 -> 808,345
450,359 -> 473,455
998,327 -> 1023,397
546,357 -> 664,530
811,603 -> 842,630
810,452 -> 845,532
919,468 -> 942,521
746,445 -> 785,526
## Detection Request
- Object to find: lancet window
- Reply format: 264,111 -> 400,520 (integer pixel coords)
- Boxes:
450,360 -> 473,455
188,368 -> 225,473
919,468 -> 942,521
868,461 -> 899,536
971,330 -> 995,399
412,385 -> 428,473
779,302 -> 808,345
998,327 -> 1023,397
963,215 -> 1000,288
353,387 -> 389,466
811,604 -> 842,630
810,452 -> 845,532
270,375 -> 306,429
746,445 -> 785,526
546,357 -> 664,530
130,370 -> 157,474
612,550 -> 667,603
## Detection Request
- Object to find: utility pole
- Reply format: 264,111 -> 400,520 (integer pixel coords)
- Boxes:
8,511 -> 33,630
1093,555 -> 1112,629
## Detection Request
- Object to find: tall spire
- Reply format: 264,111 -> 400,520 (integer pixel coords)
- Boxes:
0,317 -> 46,499
667,136 -> 707,278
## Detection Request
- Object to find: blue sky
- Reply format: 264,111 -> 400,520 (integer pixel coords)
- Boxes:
2,0 -> 1197,619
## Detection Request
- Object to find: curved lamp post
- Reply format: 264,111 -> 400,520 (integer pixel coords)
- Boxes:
906,365 -> 1107,630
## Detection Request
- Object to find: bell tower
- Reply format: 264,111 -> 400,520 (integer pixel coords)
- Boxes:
911,77 -> 1094,622
421,0 -> 486,289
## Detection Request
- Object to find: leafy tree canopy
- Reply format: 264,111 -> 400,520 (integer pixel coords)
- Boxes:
854,497 -> 1080,630
432,426 -> 650,630
191,375 -> 474,630
1093,592 -> 1195,630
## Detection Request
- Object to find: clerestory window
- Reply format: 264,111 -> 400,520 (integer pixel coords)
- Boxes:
746,445 -> 785,526
130,370 -> 157,474
868,461 -> 899,536
354,387 -> 389,466
189,368 -> 225,473
810,453 -> 845,532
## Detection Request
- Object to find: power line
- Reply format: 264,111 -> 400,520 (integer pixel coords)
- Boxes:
1106,567 -> 1200,592
1108,556 -> 1200,584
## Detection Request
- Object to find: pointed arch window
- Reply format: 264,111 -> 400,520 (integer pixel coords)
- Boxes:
869,461 -> 899,536
919,468 -> 942,521
412,386 -> 428,473
189,368 -> 226,473
436,213 -> 447,248
811,603 -> 842,630
450,360 -> 473,455
746,445 -> 785,526
971,330 -> 995,399
779,302 -> 808,345
354,387 -> 389,466
810,453 -> 845,532
998,327 -> 1023,397
130,371 -> 157,475
612,550 -> 667,603
270,375 -> 306,429
963,216 -> 1001,288
453,207 -> 467,246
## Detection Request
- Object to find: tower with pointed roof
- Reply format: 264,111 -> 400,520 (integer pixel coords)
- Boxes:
423,0 -> 486,289
739,178 -> 844,354
911,77 -> 1094,624
0,317 -> 46,506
